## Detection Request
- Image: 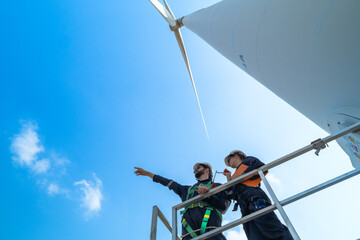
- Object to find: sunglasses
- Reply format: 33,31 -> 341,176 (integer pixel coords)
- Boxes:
194,164 -> 205,172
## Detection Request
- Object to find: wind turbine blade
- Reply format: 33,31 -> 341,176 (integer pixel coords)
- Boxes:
149,0 -> 176,27
163,0 -> 176,20
173,28 -> 209,139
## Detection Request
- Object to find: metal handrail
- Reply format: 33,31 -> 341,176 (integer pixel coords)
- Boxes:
150,205 -> 180,240
191,167 -> 360,240
173,121 -> 360,211
170,121 -> 360,240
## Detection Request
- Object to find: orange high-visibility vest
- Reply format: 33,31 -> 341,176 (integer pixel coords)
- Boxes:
232,164 -> 267,187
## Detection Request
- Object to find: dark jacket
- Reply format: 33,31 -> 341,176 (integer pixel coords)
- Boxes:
153,175 -> 229,240
226,156 -> 294,240
226,156 -> 268,204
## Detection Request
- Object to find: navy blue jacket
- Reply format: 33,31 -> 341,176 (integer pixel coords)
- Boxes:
153,175 -> 228,239
227,157 -> 294,239
240,156 -> 267,180
227,156 -> 267,199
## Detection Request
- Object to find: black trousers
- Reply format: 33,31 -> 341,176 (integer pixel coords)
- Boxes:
182,229 -> 226,240
237,187 -> 294,240
182,208 -> 226,240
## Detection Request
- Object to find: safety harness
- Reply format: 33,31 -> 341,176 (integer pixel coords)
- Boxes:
231,164 -> 268,211
180,181 -> 222,238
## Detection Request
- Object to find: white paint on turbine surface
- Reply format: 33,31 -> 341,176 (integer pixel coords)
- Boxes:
183,0 -> 360,132
182,0 -> 360,166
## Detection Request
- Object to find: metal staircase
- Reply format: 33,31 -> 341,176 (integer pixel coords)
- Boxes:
150,122 -> 360,240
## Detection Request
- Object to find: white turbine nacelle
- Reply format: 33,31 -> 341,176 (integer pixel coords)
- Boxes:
151,0 -> 360,167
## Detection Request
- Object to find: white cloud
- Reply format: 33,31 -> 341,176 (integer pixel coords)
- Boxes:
50,154 -> 70,176
222,219 -> 230,226
74,174 -> 103,217
10,121 -> 103,220
10,122 -> 51,174
47,183 -> 60,195
10,122 -> 44,167
32,158 -> 51,174
52,155 -> 70,167
42,181 -> 68,197
225,229 -> 247,240
223,219 -> 247,240
266,173 -> 282,186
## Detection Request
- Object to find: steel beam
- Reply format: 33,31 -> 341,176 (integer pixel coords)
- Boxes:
259,170 -> 300,240
150,205 -> 180,240
150,206 -> 158,240
172,207 -> 178,240
281,167 -> 360,206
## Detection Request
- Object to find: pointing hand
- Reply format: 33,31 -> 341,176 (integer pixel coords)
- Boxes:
134,167 -> 154,178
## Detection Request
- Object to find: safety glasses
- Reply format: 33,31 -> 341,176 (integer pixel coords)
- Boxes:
193,164 -> 203,172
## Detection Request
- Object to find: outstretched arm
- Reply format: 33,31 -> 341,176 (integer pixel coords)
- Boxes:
134,167 -> 155,179
134,167 -> 189,200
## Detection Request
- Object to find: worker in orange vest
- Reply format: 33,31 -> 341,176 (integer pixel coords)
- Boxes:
223,150 -> 293,240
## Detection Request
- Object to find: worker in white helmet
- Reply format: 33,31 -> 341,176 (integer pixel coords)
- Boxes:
223,150 -> 293,240
135,162 -> 229,239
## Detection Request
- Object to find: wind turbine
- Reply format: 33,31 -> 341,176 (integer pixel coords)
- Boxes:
150,0 -> 209,139
150,0 -> 360,168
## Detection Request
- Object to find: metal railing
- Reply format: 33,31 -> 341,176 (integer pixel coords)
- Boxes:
151,121 -> 360,240
151,205 -> 180,240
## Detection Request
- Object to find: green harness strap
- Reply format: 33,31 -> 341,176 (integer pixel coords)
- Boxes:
180,201 -> 212,215
200,208 -> 212,234
181,207 -> 213,238
180,181 -> 222,238
182,218 -> 198,238
181,181 -> 213,215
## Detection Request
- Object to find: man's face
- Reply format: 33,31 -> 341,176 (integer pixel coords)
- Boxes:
194,164 -> 208,179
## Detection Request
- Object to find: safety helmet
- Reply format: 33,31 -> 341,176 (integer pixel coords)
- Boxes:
193,162 -> 213,177
224,150 -> 246,166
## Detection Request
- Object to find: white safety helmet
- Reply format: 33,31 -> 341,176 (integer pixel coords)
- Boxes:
224,150 -> 246,166
193,162 -> 213,178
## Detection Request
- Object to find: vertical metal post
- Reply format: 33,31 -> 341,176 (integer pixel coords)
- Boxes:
258,170 -> 301,240
150,206 -> 159,240
172,207 -> 178,240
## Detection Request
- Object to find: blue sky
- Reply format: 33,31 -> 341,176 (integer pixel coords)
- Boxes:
1,0 -> 359,239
